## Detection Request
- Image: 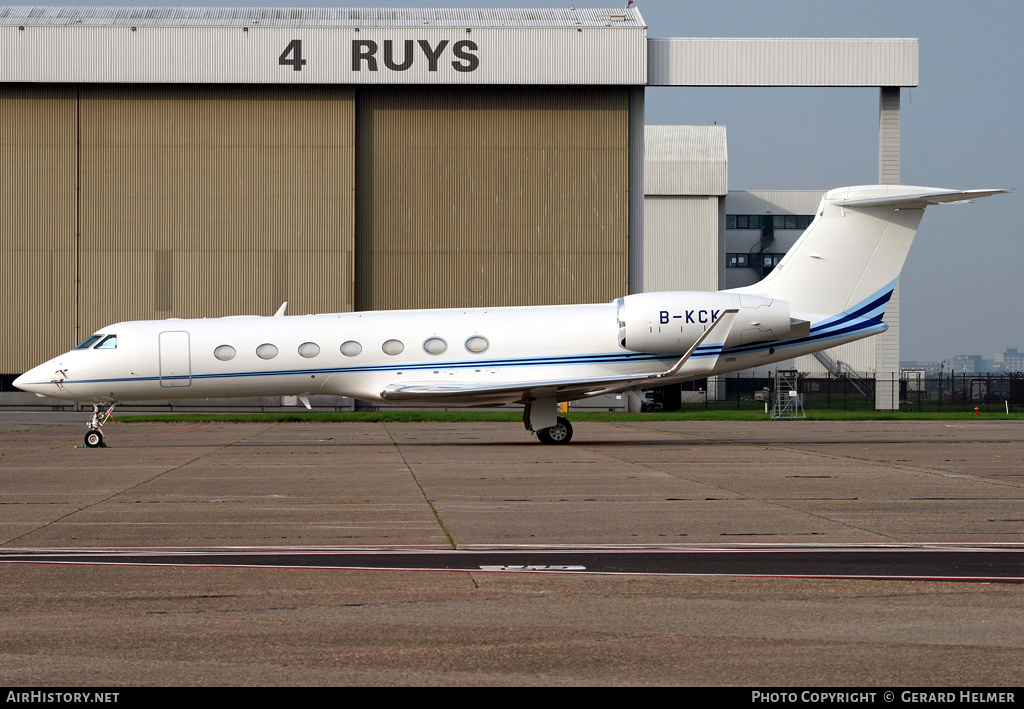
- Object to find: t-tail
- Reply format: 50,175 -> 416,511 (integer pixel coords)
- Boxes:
729,185 -> 1006,329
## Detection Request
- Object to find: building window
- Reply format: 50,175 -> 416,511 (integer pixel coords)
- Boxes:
726,214 -> 813,230
726,253 -> 787,271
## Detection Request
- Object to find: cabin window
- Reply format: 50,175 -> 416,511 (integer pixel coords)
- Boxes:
340,341 -> 362,357
214,345 -> 236,361
256,343 -> 278,360
298,342 -> 320,358
465,336 -> 489,353
94,335 -> 117,349
382,339 -> 404,356
423,337 -> 447,355
74,335 -> 103,350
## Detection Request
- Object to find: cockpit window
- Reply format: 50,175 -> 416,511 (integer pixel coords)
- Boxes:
94,335 -> 117,350
74,335 -> 103,350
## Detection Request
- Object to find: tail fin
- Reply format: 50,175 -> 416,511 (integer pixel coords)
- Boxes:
729,185 -> 1005,321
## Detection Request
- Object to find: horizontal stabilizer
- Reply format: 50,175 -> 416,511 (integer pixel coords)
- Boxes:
832,188 -> 1007,210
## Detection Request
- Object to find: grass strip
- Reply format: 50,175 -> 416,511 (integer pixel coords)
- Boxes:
120,410 -> 1024,423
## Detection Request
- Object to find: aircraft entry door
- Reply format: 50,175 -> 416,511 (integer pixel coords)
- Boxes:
159,331 -> 192,387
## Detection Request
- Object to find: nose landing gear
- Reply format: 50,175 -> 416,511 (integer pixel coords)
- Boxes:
83,403 -> 117,448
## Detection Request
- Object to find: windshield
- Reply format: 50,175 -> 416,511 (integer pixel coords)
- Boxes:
95,335 -> 117,349
74,335 -> 103,350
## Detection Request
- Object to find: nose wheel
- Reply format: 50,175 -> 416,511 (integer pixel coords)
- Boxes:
82,403 -> 116,448
84,429 -> 105,448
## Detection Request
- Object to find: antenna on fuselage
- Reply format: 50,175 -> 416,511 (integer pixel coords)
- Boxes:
273,302 -> 288,317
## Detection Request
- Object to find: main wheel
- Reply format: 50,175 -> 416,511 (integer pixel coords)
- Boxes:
537,417 -> 573,445
84,429 -> 104,448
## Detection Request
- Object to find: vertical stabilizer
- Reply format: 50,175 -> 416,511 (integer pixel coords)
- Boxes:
729,186 -> 1005,321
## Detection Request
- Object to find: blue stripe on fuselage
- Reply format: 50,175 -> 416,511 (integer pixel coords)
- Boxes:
38,283 -> 896,388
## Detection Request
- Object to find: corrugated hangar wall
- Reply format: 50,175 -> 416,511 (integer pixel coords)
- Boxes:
78,85 -> 356,330
0,83 -> 356,373
0,86 -> 78,372
354,86 -> 629,311
0,83 -> 630,374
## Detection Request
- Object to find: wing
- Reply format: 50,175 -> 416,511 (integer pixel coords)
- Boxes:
379,310 -> 739,405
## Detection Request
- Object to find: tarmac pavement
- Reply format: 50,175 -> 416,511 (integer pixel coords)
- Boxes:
1,414 -> 1022,686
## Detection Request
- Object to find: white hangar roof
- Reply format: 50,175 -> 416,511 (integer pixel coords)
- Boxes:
0,5 -> 649,85
0,6 -> 918,88
649,37 -> 918,87
0,5 -> 646,28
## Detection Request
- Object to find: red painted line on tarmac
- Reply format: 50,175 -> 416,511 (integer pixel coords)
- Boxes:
171,424 -> 213,434
0,434 -> 31,440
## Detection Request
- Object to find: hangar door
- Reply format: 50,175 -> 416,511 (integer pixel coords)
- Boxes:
77,85 -> 356,339
355,86 -> 630,311
0,86 -> 77,373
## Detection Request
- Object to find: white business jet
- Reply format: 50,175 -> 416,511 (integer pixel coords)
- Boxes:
15,185 -> 1004,448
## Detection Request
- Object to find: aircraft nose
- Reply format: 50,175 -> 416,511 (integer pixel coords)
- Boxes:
14,368 -> 42,395
13,364 -> 60,397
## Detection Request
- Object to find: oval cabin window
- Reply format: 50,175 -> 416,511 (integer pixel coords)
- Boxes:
382,339 -> 404,356
423,337 -> 447,355
298,342 -> 320,358
465,336 -> 489,353
340,341 -> 362,357
256,343 -> 278,360
214,345 -> 236,361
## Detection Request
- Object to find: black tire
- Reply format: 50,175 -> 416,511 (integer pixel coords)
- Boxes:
537,417 -> 573,445
84,429 -> 104,448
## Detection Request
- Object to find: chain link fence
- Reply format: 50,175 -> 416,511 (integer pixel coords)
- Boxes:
652,372 -> 1024,413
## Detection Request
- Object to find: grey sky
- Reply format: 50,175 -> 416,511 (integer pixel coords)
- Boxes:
34,1 -> 1022,361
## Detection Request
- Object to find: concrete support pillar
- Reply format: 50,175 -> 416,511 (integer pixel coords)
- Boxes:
875,86 -> 901,409
878,87 -> 900,184
628,86 -> 645,294
875,282 -> 900,410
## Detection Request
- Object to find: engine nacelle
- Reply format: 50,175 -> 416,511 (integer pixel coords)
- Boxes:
616,291 -> 802,354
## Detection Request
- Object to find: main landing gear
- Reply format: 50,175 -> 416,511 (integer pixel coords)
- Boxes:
537,417 -> 573,445
83,403 -> 117,448
523,398 -> 574,445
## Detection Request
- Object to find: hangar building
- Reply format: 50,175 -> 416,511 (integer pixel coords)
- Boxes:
0,6 -> 918,409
